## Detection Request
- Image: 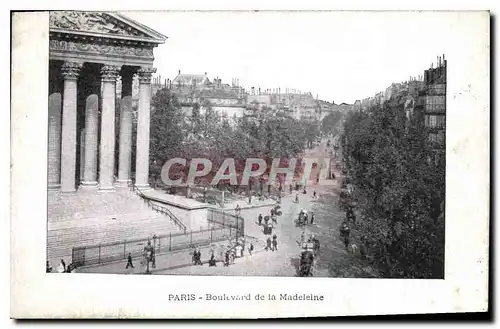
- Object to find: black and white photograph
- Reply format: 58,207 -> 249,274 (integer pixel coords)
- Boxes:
44,10 -> 447,279
10,7 -> 489,319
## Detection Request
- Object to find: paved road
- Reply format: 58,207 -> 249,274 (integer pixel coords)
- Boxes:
157,141 -> 377,277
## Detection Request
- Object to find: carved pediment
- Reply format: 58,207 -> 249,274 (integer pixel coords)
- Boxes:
49,11 -> 166,44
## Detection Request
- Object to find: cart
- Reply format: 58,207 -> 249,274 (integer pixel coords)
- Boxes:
298,242 -> 315,277
263,223 -> 273,235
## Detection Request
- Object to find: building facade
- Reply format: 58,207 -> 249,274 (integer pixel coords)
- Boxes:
48,11 -> 166,192
416,56 -> 447,163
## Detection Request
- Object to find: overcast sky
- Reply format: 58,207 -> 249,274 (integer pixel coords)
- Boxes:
124,11 -> 455,104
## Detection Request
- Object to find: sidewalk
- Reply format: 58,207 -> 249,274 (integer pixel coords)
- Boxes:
219,197 -> 278,211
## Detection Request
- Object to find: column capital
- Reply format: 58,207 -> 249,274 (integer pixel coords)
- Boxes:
137,67 -> 157,84
61,61 -> 83,80
101,65 -> 122,82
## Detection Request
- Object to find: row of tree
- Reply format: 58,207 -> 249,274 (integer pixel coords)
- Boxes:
341,95 -> 445,278
148,88 -> 322,188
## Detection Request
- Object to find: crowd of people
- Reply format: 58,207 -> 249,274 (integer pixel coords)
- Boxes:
190,238 -> 255,268
46,259 -> 75,273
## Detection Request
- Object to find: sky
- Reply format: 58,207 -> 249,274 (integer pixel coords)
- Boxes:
124,11 -> 457,104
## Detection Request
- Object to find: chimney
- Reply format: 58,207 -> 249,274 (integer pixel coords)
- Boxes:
178,70 -> 181,75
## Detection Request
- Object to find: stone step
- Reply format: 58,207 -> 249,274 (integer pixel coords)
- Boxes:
47,225 -> 182,262
48,217 -> 178,242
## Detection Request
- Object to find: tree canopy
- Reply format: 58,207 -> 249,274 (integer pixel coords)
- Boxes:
149,88 -> 322,187
342,95 -> 445,278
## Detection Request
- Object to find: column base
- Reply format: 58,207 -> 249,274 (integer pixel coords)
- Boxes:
115,179 -> 132,188
80,181 -> 98,189
60,189 -> 77,194
134,183 -> 152,191
98,185 -> 116,192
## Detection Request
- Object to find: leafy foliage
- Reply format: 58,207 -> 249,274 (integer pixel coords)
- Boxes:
342,95 -> 445,278
149,88 -> 322,187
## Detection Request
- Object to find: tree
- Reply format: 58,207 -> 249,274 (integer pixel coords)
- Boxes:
321,110 -> 343,134
342,94 -> 445,278
149,88 -> 186,181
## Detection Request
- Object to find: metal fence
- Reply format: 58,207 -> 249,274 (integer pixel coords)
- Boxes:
71,227 -> 235,267
206,208 -> 245,238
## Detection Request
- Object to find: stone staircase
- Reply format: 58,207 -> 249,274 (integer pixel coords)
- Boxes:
47,188 -> 183,266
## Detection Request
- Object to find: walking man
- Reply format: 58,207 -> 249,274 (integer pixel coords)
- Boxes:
126,253 -> 134,269
310,212 -> 315,225
266,237 -> 272,251
258,213 -> 263,226
272,234 -> 278,251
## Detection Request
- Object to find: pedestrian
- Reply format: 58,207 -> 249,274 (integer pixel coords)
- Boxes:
266,237 -> 272,251
249,243 -> 254,256
264,215 -> 269,225
340,222 -> 350,248
258,213 -> 263,225
295,193 -> 299,203
272,234 -> 278,251
126,253 -> 134,269
197,249 -> 203,265
235,204 -> 241,217
192,248 -> 197,265
289,184 -> 293,194
310,212 -> 315,225
209,253 -> 217,267
313,190 -> 317,198
272,214 -> 277,225
224,251 -> 230,267
58,259 -> 66,273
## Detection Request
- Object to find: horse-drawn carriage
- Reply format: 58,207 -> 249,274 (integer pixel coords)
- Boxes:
271,205 -> 282,216
296,209 -> 309,227
263,222 -> 273,235
298,241 -> 317,277
298,234 -> 320,277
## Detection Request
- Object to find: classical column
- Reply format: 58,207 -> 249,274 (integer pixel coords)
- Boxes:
135,67 -> 156,189
80,91 -> 99,187
116,69 -> 134,187
98,65 -> 121,191
48,92 -> 62,190
60,61 -> 82,193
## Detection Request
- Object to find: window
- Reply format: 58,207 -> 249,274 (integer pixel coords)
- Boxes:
425,115 -> 445,128
425,96 -> 445,112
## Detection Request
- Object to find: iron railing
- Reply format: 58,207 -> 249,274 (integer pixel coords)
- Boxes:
128,181 -> 187,233
206,208 -> 245,240
71,227 -> 235,267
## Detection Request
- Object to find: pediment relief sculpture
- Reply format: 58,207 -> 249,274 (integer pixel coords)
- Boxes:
49,11 -> 144,37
